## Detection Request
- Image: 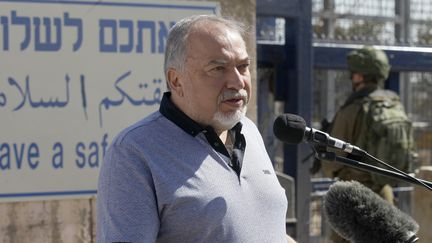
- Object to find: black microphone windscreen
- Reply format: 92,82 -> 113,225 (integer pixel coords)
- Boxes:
324,180 -> 419,243
273,114 -> 306,144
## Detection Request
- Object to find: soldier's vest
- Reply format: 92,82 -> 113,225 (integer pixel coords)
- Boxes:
356,90 -> 417,186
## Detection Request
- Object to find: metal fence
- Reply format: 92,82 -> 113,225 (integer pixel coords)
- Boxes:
311,1 -> 432,166
310,1 -> 432,241
312,0 -> 432,45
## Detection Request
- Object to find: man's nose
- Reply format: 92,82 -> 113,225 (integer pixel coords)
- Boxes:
226,67 -> 246,90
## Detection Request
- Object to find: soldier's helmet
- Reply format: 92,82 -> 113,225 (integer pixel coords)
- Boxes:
347,46 -> 391,85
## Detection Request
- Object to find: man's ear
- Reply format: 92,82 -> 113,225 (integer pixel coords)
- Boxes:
167,68 -> 184,97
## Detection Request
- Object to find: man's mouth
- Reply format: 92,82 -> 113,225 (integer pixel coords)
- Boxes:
219,89 -> 248,108
223,98 -> 245,106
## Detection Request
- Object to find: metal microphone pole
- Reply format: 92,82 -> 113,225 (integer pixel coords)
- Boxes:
316,151 -> 432,190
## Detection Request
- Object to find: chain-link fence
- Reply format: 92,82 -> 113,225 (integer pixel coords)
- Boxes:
312,0 -> 432,167
311,1 -> 432,242
312,0 -> 432,45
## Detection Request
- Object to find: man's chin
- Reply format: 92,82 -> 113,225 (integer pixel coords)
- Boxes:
214,121 -> 239,131
212,110 -> 245,131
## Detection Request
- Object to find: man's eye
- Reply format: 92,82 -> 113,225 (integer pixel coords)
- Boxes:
237,64 -> 250,72
212,66 -> 225,71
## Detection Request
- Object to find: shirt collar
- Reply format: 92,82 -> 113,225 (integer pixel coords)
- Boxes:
342,85 -> 378,108
159,92 -> 204,136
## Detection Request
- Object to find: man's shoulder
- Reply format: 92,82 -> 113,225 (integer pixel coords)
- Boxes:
332,101 -> 364,131
367,89 -> 400,101
112,111 -> 166,145
339,99 -> 363,115
344,90 -> 397,111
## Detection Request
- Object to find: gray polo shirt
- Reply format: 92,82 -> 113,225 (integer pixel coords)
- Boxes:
97,95 -> 288,243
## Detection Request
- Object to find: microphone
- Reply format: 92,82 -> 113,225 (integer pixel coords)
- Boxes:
324,180 -> 419,243
273,113 -> 366,156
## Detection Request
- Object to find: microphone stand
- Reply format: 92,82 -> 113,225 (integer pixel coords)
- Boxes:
316,151 -> 432,190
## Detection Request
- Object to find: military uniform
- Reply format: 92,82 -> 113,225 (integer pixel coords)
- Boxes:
321,84 -> 396,243
321,46 -> 395,243
321,84 -> 395,203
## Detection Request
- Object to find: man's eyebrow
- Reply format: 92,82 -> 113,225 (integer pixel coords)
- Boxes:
207,59 -> 228,66
206,58 -> 251,66
242,57 -> 251,63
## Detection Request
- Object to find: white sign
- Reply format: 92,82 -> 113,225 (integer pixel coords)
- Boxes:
0,0 -> 219,202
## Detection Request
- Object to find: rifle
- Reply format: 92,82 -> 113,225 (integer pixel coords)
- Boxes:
309,118 -> 332,174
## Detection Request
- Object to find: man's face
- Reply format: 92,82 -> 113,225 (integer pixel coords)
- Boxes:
177,23 -> 251,131
351,72 -> 365,92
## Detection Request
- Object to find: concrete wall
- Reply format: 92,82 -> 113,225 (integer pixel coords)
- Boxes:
0,0 -> 256,242
0,199 -> 96,242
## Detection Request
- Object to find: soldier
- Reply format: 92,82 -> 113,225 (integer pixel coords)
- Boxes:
321,46 -> 416,243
